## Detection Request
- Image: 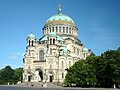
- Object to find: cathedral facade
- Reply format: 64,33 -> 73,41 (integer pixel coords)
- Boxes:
23,5 -> 91,84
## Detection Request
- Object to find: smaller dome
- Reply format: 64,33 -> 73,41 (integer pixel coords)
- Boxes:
28,33 -> 36,40
83,47 -> 89,52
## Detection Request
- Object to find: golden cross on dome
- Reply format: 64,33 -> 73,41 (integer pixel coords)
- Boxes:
58,4 -> 62,13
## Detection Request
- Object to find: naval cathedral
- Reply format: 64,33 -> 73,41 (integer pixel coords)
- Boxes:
23,5 -> 91,84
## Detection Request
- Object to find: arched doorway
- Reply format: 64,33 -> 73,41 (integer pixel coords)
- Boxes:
28,75 -> 31,82
50,75 -> 53,82
48,71 -> 54,82
35,69 -> 43,82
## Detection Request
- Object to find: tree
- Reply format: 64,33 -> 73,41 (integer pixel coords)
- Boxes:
12,68 -> 23,82
102,50 -> 120,87
0,66 -> 23,85
64,48 -> 120,88
94,50 -> 120,88
117,47 -> 120,50
0,66 -> 14,80
64,56 -> 98,87
85,55 -> 98,87
64,60 -> 85,86
0,69 -> 2,79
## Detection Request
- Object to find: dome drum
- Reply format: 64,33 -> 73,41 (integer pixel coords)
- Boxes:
43,24 -> 78,37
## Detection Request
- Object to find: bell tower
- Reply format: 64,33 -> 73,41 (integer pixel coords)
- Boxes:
27,33 -> 36,47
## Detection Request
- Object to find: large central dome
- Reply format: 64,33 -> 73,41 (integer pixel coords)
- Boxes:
45,13 -> 75,26
43,4 -> 78,38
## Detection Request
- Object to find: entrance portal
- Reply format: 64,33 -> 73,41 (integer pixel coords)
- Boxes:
48,71 -> 54,82
50,75 -> 53,82
35,69 -> 43,82
28,76 -> 31,82
39,71 -> 43,82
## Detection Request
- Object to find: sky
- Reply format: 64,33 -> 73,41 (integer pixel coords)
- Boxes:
0,0 -> 120,69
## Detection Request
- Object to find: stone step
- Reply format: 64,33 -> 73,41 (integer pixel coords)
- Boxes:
17,82 -> 62,88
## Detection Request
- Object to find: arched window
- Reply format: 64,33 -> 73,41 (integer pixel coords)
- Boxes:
61,61 -> 64,69
29,40 -> 30,46
59,26 -> 61,32
32,40 -> 34,46
53,38 -> 55,44
63,27 -> 65,33
52,27 -> 54,32
77,48 -> 79,55
50,38 -> 52,45
56,27 -> 58,32
73,47 -> 75,53
66,27 -> 68,33
50,48 -> 52,54
69,61 -> 71,67
69,29 -> 71,34
50,27 -> 51,33
62,73 -> 64,79
39,50 -> 44,61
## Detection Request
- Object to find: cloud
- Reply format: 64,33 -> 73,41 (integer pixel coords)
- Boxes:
9,52 -> 25,60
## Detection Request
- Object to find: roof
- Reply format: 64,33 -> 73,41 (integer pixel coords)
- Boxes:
49,32 -> 64,41
28,33 -> 36,40
40,35 -> 48,41
59,46 -> 68,52
45,13 -> 75,26
40,32 -> 64,42
83,47 -> 89,52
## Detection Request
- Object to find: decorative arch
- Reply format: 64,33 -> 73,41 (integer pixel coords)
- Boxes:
34,67 -> 45,82
35,68 -> 43,81
34,66 -> 45,73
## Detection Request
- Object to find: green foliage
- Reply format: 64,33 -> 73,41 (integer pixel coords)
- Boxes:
64,60 -> 85,86
0,66 -> 23,85
0,66 -> 14,80
101,50 -> 120,87
117,47 -> 120,50
64,48 -> 120,88
64,56 -> 98,87
85,55 -> 98,86
13,68 -> 23,81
